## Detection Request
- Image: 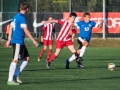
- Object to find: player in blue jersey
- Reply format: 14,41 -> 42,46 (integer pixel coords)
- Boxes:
5,2 -> 38,85
66,12 -> 103,69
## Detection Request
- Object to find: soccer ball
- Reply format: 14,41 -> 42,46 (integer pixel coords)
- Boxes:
108,63 -> 115,71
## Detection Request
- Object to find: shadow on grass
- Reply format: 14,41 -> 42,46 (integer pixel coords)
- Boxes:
22,76 -> 120,85
87,58 -> 118,61
24,67 -> 78,72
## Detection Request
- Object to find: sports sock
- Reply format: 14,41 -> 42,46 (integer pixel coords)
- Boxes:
47,49 -> 52,60
8,62 -> 17,82
69,52 -> 79,62
14,60 -> 28,77
79,46 -> 86,57
49,54 -> 57,62
39,48 -> 46,58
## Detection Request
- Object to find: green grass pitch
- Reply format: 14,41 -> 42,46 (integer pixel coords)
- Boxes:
0,47 -> 120,90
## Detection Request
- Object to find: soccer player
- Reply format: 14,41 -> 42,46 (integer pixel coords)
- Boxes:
66,12 -> 103,69
42,12 -> 79,68
38,15 -> 56,61
5,2 -> 38,85
5,21 -> 11,40
4,21 -> 12,46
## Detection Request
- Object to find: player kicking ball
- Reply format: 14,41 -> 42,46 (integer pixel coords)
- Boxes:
42,12 -> 79,68
6,2 -> 38,85
66,12 -> 103,69
38,15 -> 56,62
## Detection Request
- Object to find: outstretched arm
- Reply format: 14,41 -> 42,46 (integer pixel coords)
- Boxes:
42,19 -> 58,24
97,19 -> 104,28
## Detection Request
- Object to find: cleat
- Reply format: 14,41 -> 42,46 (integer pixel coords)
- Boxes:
76,57 -> 83,63
78,63 -> 85,68
38,57 -> 41,62
7,81 -> 20,85
16,77 -> 22,83
46,60 -> 51,68
65,59 -> 69,69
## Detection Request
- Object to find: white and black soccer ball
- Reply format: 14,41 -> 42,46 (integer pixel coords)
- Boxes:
108,63 -> 115,71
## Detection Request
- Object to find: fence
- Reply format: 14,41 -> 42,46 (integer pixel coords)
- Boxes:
0,0 -> 120,38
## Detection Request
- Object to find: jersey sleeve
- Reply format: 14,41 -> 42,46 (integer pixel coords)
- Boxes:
75,22 -> 80,29
20,16 -> 27,28
76,22 -> 81,26
42,24 -> 47,31
92,21 -> 98,27
57,19 -> 65,25
11,19 -> 14,27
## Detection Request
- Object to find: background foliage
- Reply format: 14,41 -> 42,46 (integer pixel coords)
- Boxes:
1,0 -> 120,12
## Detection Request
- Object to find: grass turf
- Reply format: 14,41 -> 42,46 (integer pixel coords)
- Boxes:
0,47 -> 120,90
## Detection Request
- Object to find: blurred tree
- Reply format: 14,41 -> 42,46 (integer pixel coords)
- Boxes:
25,0 -> 120,12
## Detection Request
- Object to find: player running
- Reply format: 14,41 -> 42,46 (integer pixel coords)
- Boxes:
5,2 -> 38,85
38,15 -> 56,61
66,12 -> 103,69
42,12 -> 79,68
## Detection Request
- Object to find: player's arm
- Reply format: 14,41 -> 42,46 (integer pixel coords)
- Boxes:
42,20 -> 58,24
72,26 -> 77,42
72,32 -> 75,42
97,19 -> 104,28
23,27 -> 38,47
5,25 -> 12,47
69,23 -> 77,34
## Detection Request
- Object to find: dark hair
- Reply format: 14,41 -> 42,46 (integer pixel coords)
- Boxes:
20,2 -> 29,10
8,21 -> 11,24
69,12 -> 77,17
48,15 -> 54,19
83,12 -> 90,17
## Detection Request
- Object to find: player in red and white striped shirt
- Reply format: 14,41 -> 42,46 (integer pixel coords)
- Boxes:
42,12 -> 79,68
38,15 -> 56,61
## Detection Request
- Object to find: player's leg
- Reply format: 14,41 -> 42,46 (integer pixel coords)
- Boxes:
7,44 -> 20,85
65,45 -> 79,69
38,40 -> 48,61
41,35 -> 43,42
46,40 -> 53,60
14,45 -> 30,83
46,40 -> 63,68
76,38 -> 88,68
46,48 -> 61,68
38,35 -> 44,46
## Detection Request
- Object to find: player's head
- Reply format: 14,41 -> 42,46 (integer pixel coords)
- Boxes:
20,2 -> 29,13
69,12 -> 77,23
48,15 -> 54,21
83,12 -> 91,22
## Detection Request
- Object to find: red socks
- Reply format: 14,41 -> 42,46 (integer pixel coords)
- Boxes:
47,49 -> 52,60
48,54 -> 57,62
39,48 -> 46,58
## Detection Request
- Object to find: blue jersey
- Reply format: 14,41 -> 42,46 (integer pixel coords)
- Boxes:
11,13 -> 27,45
77,20 -> 96,42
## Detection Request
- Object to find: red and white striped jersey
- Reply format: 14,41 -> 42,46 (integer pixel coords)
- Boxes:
57,19 -> 75,41
42,23 -> 55,40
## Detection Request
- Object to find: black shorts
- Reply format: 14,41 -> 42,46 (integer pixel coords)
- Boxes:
12,43 -> 29,60
77,39 -> 83,49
